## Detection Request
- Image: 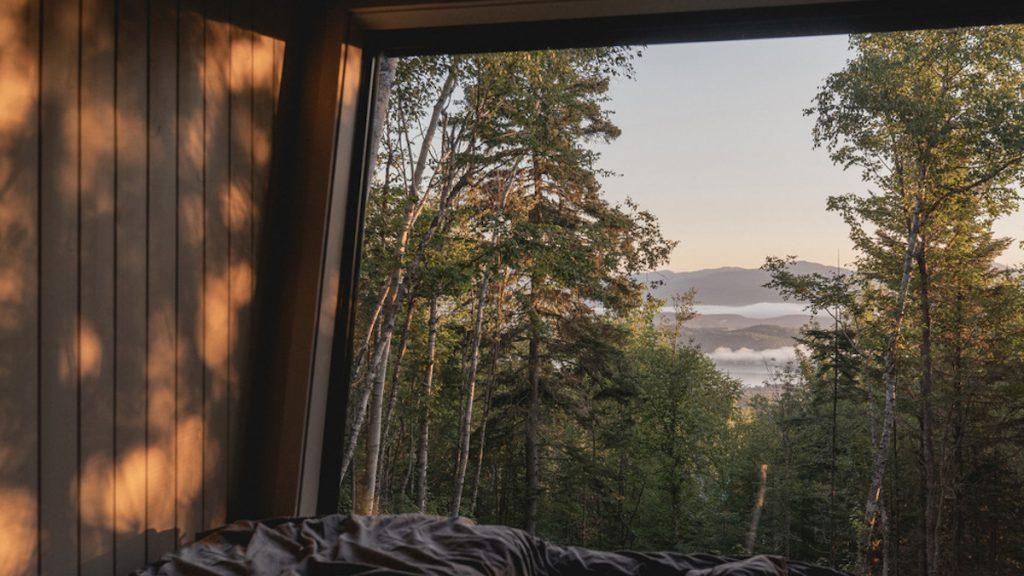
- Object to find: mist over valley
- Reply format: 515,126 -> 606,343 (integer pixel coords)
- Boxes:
643,261 -> 846,387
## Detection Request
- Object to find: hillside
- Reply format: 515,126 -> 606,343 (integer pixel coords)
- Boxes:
681,323 -> 800,352
642,260 -> 847,305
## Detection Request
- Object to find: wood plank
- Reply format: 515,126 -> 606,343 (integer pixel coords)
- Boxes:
176,0 -> 206,547
204,6 -> 232,531
0,0 -> 40,574
252,5 -> 276,273
147,0 -> 179,561
79,0 -> 116,572
39,0 -> 80,573
227,0 -> 254,515
114,0 -> 149,570
274,39 -> 284,112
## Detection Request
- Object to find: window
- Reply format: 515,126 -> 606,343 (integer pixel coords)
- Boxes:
340,28 -> 1024,573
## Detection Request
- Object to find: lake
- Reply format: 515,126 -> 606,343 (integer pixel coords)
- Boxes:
708,345 -> 801,387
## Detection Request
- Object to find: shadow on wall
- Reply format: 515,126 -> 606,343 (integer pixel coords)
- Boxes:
0,0 -> 40,572
0,0 -> 282,573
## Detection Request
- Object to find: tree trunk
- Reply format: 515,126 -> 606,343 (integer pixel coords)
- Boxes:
950,289 -> 966,576
880,505 -> 891,576
470,275 -> 506,516
617,449 -> 627,543
400,427 -> 416,505
417,295 -> 439,513
468,366 -> 494,517
779,378 -> 793,558
499,435 -> 514,525
367,57 -> 396,170
746,464 -> 769,554
381,298 -> 417,441
525,315 -> 541,535
451,270 -> 491,516
376,296 -> 418,507
338,274 -> 396,489
859,196 -> 923,575
525,160 -> 543,536
669,405 -> 681,546
830,304 -> 840,567
916,240 -> 939,576
356,332 -> 391,514
890,391 -> 902,575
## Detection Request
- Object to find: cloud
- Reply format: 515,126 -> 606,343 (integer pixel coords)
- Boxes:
708,345 -> 800,363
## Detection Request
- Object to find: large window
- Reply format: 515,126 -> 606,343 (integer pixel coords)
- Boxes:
340,28 -> 1024,574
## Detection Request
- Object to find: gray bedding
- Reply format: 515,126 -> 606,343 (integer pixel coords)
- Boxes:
137,514 -> 848,575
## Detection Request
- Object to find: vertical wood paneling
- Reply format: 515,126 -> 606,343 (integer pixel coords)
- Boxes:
252,2 -> 274,279
273,38 -> 283,112
0,0 -> 39,574
203,7 -> 231,531
146,0 -> 178,560
39,0 -> 80,573
114,0 -> 150,570
176,0 -> 205,548
79,0 -> 116,572
3,1 -> 285,571
227,0 -> 253,505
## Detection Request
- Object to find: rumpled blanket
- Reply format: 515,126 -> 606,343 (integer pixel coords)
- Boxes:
137,514 -> 848,576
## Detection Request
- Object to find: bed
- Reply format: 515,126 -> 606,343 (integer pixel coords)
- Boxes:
137,514 -> 848,575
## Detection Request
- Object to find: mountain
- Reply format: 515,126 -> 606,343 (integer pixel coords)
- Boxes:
682,323 -> 800,351
641,260 -> 847,306
656,311 -> 810,351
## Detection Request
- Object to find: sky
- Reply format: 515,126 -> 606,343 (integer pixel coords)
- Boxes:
595,35 -> 1024,272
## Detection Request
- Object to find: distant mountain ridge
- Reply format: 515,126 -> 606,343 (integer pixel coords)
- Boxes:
641,260 -> 848,306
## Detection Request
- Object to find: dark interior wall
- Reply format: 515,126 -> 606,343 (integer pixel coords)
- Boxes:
0,0 -> 283,573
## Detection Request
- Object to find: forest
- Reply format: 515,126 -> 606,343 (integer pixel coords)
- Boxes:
337,28 -> 1024,576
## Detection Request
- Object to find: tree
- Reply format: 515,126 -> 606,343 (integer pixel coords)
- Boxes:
806,28 -> 1024,575
430,48 -> 675,532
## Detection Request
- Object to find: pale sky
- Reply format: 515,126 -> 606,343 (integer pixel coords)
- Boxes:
596,35 -> 1024,272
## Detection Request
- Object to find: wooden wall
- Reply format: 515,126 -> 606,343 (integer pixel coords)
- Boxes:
0,0 -> 284,573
